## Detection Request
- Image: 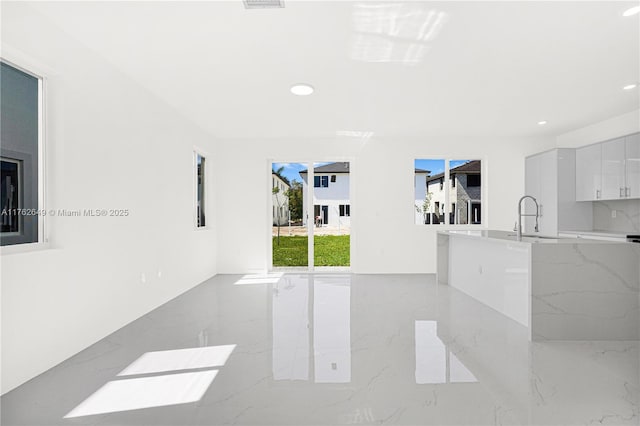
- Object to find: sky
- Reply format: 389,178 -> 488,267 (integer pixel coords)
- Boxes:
272,160 -> 472,183
272,162 -> 330,183
414,159 -> 470,175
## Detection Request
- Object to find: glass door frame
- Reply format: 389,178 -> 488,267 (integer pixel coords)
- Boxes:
268,158 -> 354,272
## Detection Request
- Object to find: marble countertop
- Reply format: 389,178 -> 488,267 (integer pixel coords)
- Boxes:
559,229 -> 637,238
439,230 -> 628,244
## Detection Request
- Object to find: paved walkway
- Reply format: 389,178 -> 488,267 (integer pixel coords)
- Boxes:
272,225 -> 350,236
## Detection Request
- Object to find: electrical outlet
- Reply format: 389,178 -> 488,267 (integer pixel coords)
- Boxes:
611,210 -> 617,218
157,270 -> 162,279
140,273 -> 147,284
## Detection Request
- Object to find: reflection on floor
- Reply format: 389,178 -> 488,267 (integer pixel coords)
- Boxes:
2,274 -> 638,425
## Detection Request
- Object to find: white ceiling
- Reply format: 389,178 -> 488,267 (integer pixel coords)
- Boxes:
13,1 -> 640,140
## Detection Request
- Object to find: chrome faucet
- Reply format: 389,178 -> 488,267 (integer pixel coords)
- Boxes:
516,195 -> 539,241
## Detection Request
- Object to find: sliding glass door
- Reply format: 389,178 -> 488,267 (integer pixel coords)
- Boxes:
271,162 -> 307,268
312,162 -> 350,268
270,161 -> 351,270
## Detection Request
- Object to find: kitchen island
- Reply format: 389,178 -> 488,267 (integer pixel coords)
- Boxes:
437,230 -> 640,341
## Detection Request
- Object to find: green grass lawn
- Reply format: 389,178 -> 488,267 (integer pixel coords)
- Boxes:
272,235 -> 350,267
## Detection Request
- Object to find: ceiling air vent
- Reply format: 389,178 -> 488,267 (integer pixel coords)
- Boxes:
243,0 -> 284,9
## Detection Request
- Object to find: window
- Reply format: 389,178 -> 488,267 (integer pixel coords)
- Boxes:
195,153 -> 206,227
467,174 -> 481,187
414,159 -> 482,225
314,204 -> 328,226
314,175 -> 328,188
339,204 -> 350,217
469,201 -> 481,224
1,159 -> 21,234
1,61 -> 42,246
330,175 -> 336,182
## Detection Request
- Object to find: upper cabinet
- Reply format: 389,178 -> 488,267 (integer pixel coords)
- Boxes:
575,143 -> 602,201
575,132 -> 640,201
525,150 -> 557,235
626,133 -> 640,198
601,137 -> 626,199
525,149 -> 591,235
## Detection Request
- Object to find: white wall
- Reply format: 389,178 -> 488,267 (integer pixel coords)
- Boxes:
271,174 -> 289,225
414,172 -> 428,224
301,172 -> 350,227
556,109 -> 640,148
428,179 -> 446,218
216,135 -> 554,274
1,6 -> 217,394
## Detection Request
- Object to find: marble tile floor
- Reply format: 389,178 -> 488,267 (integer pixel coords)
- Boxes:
1,273 -> 638,425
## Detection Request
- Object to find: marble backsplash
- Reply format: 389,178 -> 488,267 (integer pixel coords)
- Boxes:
592,199 -> 640,233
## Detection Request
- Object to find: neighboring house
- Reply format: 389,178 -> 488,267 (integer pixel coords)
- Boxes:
299,162 -> 350,228
414,168 -> 430,225
424,160 -> 482,225
272,172 -> 290,226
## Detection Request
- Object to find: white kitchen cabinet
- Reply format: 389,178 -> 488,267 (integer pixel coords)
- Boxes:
576,132 -> 640,201
525,150 -> 557,235
626,133 -> 640,198
575,143 -> 602,201
525,149 -> 591,235
601,137 -> 626,199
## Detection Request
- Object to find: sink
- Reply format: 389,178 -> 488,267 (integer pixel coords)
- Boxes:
507,233 -> 560,240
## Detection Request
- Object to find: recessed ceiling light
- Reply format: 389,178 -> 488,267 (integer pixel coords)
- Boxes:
538,121 -> 547,126
623,83 -> 638,90
336,130 -> 375,138
243,0 -> 284,9
290,84 -> 314,96
623,5 -> 640,16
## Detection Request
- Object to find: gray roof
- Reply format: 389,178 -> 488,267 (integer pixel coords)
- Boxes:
272,171 -> 290,186
300,163 -> 430,175
299,162 -> 350,174
426,160 -> 481,183
272,172 -> 290,187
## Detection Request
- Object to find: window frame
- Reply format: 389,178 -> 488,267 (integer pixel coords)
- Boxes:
467,174 -> 481,187
1,157 -> 23,236
469,200 -> 482,224
414,158 -> 486,228
0,58 -> 47,253
193,149 -> 209,230
314,175 -> 329,188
